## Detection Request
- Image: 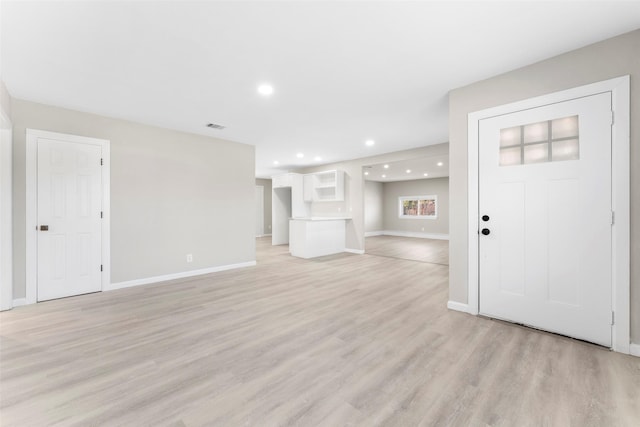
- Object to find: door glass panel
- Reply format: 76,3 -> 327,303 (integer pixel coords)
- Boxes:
500,126 -> 521,147
500,146 -> 521,166
500,114 -> 579,166
524,143 -> 548,164
552,138 -> 579,161
523,121 -> 548,143
551,115 -> 579,139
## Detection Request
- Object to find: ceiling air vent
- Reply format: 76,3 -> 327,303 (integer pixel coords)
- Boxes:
206,122 -> 226,130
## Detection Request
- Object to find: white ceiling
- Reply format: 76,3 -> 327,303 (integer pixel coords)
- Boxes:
2,2 -> 639,178
364,155 -> 449,182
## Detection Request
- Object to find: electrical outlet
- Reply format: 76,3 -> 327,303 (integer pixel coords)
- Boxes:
186,254 -> 193,263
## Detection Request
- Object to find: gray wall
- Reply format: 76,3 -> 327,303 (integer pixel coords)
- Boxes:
298,144 -> 449,251
449,29 -> 640,343
383,178 -> 449,235
255,178 -> 272,234
11,99 -> 255,296
364,180 -> 383,232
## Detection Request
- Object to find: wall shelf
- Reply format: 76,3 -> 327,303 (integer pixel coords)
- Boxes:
303,170 -> 344,202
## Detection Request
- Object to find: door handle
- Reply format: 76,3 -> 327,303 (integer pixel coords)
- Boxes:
39,225 -> 49,231
481,228 -> 490,235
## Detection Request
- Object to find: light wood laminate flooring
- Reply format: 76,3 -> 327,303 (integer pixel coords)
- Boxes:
365,235 -> 449,265
1,237 -> 638,426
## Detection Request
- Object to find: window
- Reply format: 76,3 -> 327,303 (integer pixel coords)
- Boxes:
398,195 -> 437,219
499,115 -> 579,166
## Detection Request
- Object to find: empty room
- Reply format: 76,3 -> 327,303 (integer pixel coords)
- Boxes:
1,1 -> 639,426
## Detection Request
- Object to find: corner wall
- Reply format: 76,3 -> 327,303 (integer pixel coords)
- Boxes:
364,181 -> 383,233
449,29 -> 640,343
11,99 -> 256,297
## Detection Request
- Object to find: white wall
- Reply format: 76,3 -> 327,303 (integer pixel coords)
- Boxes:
11,99 -> 255,297
448,29 -> 640,343
364,180 -> 383,232
382,178 -> 449,236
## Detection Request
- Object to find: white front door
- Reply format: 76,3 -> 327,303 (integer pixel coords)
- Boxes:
37,138 -> 103,301
256,185 -> 264,236
479,92 -> 612,347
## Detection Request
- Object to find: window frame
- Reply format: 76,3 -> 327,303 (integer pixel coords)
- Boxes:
398,195 -> 438,219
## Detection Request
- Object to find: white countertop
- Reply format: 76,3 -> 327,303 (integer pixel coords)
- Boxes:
290,217 -> 352,221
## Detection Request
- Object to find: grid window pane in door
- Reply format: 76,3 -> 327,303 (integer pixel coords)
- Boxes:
552,138 -> 580,161
500,126 -> 521,147
552,116 -> 579,139
524,143 -> 548,164
523,121 -> 548,143
499,114 -> 579,166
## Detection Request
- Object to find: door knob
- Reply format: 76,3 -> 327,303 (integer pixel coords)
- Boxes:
481,228 -> 490,235
40,225 -> 49,231
482,215 -> 490,222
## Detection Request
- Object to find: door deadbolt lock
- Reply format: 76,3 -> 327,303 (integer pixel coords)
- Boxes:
481,228 -> 490,235
40,225 -> 49,231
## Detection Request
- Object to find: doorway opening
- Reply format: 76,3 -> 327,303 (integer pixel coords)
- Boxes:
363,155 -> 449,265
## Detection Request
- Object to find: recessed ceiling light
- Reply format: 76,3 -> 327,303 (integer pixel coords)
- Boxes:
437,161 -> 443,166
364,171 -> 369,176
406,169 -> 411,174
258,84 -> 274,96
423,173 -> 428,177
365,139 -> 375,146
383,164 -> 389,169
382,174 -> 386,178
296,153 -> 304,158
273,160 -> 279,165
314,156 -> 322,161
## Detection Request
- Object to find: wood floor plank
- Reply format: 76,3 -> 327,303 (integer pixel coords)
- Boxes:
1,237 -> 638,426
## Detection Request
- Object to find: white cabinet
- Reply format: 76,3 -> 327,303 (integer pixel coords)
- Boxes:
304,170 -> 345,202
303,174 -> 313,202
289,218 -> 347,258
272,173 -> 294,188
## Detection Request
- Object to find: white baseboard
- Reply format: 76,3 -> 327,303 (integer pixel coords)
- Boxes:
366,230 -> 449,240
344,248 -> 365,255
256,234 -> 272,237
12,298 -> 27,307
105,261 -> 257,292
630,343 -> 640,357
447,300 -> 470,313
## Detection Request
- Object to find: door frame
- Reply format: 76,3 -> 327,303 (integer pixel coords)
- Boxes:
466,76 -> 630,354
25,129 -> 111,304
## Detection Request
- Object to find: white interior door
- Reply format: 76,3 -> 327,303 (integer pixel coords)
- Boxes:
479,92 -> 612,347
37,138 -> 103,301
256,185 -> 264,236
